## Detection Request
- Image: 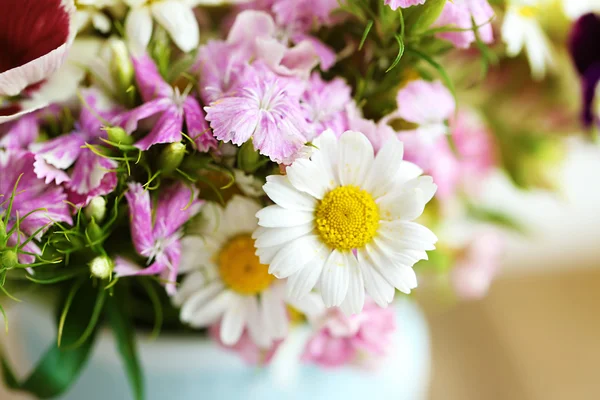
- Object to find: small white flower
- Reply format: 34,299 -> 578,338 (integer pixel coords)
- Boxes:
561,0 -> 600,20
501,0 -> 554,80
234,170 -> 265,197
75,0 -> 119,33
124,0 -> 248,54
174,195 -> 323,347
253,130 -> 438,315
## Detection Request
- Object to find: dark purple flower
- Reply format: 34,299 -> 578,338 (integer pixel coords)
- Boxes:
568,13 -> 600,127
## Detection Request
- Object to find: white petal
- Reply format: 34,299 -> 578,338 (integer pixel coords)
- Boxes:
394,161 -> 425,187
378,221 -> 437,251
268,235 -> 323,279
285,241 -> 329,300
222,195 -> 261,236
312,129 -> 339,177
356,249 -> 395,307
172,271 -> 206,306
253,223 -> 314,248
91,12 -> 112,33
245,295 -> 270,348
363,138 -> 404,199
377,176 -> 437,222
364,242 -> 417,294
263,175 -> 317,212
286,157 -> 333,200
287,292 -> 326,323
337,130 -> 374,187
255,244 -> 282,265
151,0 -> 199,52
338,253 -> 365,315
261,287 -> 288,339
125,7 -> 153,56
180,281 -> 224,324
179,236 -> 219,273
256,205 -> 314,228
319,250 -> 350,307
186,288 -> 233,327
220,295 -> 247,345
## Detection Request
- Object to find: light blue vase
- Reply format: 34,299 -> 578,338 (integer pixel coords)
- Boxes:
8,299 -> 430,400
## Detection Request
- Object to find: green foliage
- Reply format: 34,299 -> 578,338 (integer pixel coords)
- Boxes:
1,280 -> 101,398
106,287 -> 145,400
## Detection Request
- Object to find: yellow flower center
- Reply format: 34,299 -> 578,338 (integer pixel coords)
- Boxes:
517,5 -> 538,18
315,185 -> 380,251
218,235 -> 274,295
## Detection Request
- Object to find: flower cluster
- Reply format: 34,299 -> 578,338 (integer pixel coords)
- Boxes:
0,0 -> 590,398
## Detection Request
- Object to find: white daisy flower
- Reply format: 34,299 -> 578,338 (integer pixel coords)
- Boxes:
174,195 -> 324,347
253,130 -> 438,315
501,0 -> 554,80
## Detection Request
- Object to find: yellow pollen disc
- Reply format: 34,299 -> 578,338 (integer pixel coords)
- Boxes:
517,5 -> 537,18
315,185 -> 380,251
218,235 -> 274,295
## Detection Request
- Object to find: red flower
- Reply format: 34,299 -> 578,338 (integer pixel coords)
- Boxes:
0,0 -> 75,122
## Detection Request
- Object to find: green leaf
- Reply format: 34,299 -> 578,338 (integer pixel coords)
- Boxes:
386,34 -> 405,73
1,280 -> 101,398
106,288 -> 144,400
358,20 -> 374,51
403,0 -> 447,35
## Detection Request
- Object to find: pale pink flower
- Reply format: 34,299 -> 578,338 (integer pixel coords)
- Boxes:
403,109 -> 496,200
226,10 -> 321,78
384,0 -> 426,10
0,149 -> 72,264
114,182 -> 203,295
394,80 -> 455,140
31,90 -> 119,207
209,324 -> 282,365
123,54 -> 217,152
272,0 -> 338,30
301,73 -> 352,138
0,0 -> 76,123
433,0 -> 495,49
205,63 -> 310,163
451,231 -> 504,300
302,301 -> 396,368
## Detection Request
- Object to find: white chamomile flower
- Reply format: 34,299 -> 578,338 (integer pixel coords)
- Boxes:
253,130 -> 438,315
501,0 -> 554,80
174,195 -> 324,348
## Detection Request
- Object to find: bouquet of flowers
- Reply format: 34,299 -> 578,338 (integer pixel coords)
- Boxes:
0,0 -> 595,398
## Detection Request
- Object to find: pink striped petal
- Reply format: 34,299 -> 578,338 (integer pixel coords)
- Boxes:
124,182 -> 155,256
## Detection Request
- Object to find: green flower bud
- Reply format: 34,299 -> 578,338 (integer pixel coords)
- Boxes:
84,197 -> 107,223
1,250 -> 18,269
106,126 -> 134,145
237,140 -> 262,173
89,256 -> 113,280
158,142 -> 186,175
108,38 -> 133,91
85,219 -> 104,247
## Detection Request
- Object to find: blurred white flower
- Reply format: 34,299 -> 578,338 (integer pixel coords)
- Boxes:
501,0 -> 554,80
